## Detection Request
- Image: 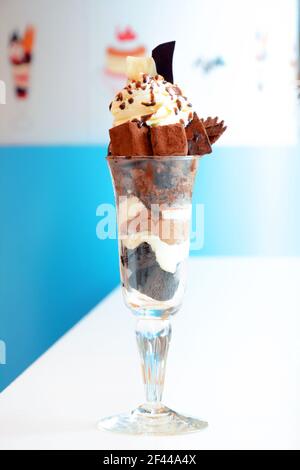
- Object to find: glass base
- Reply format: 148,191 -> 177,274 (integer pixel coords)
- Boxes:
98,403 -> 208,436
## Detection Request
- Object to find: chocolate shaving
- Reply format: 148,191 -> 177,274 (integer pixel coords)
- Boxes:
201,116 -> 227,144
152,41 -> 176,84
116,92 -> 123,101
142,101 -> 156,107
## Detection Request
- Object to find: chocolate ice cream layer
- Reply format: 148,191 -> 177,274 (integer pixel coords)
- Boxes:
122,242 -> 181,301
108,156 -> 198,209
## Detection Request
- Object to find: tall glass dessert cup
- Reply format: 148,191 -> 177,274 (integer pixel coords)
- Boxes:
98,155 -> 208,435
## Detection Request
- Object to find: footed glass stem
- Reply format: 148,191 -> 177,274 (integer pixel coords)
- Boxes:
98,319 -> 207,435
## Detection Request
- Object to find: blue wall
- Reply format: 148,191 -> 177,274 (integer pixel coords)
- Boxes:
0,146 -> 119,391
1,145 -> 299,391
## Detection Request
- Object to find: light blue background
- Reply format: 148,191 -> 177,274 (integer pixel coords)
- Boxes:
1,145 -> 300,391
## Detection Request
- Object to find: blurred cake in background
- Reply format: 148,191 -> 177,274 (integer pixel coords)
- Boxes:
8,26 -> 36,99
105,27 -> 146,77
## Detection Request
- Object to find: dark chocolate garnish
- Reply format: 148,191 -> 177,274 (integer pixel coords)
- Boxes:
152,41 -> 176,84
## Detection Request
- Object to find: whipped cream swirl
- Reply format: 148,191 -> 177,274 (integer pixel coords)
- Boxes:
110,74 -> 194,128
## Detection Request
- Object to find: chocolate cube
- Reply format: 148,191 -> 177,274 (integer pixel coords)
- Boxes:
150,123 -> 188,156
109,122 -> 152,156
185,112 -> 212,156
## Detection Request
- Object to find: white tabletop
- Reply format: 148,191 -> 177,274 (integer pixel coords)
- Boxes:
0,257 -> 300,450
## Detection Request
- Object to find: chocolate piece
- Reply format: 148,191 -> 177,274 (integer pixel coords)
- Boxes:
202,116 -> 227,144
150,124 -> 188,156
126,242 -> 180,301
185,112 -> 212,156
152,41 -> 176,84
109,121 -> 152,156
129,263 -> 180,301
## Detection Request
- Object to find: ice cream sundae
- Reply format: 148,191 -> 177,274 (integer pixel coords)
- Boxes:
100,42 -> 227,435
107,42 -> 226,315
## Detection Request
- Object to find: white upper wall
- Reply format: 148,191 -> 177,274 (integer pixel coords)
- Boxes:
0,0 -> 298,145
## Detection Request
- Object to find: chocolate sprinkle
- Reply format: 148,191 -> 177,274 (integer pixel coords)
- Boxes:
141,101 -> 156,107
109,102 -> 112,111
119,102 -> 126,110
173,85 -> 182,95
128,97 -> 134,104
166,86 -> 174,100
116,92 -> 123,101
176,99 -> 182,111
150,85 -> 155,104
